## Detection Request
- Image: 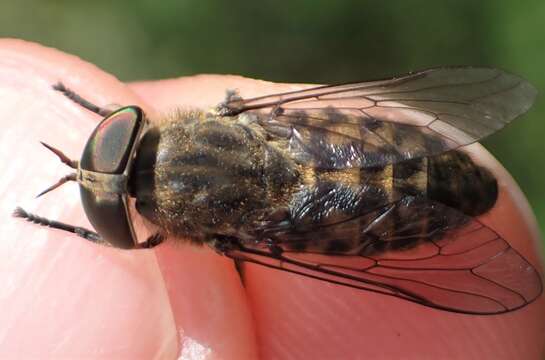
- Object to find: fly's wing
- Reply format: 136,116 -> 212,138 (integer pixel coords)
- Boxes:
218,67 -> 537,169
218,67 -> 541,313
224,196 -> 542,314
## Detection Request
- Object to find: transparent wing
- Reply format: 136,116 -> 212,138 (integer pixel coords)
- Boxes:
218,67 -> 537,169
224,197 -> 542,314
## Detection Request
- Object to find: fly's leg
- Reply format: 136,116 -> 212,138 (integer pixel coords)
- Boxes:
208,234 -> 249,282
12,207 -> 106,245
14,207 -> 166,249
208,235 -> 285,285
266,242 -> 284,257
139,233 -> 164,249
52,82 -> 113,117
209,235 -> 242,255
209,232 -> 285,259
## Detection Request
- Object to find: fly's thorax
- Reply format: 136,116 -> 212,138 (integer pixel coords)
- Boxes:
129,111 -> 300,241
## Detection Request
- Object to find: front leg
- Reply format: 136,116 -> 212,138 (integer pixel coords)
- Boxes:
14,207 -> 166,250
209,234 -> 284,258
137,233 -> 165,249
13,207 -> 107,245
53,82 -> 114,117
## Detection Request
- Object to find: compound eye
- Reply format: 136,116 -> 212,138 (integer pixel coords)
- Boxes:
79,106 -> 144,249
80,189 -> 135,249
80,106 -> 143,173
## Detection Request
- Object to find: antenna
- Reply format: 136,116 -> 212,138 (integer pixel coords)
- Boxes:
36,142 -> 79,197
40,142 -> 78,169
36,173 -> 77,198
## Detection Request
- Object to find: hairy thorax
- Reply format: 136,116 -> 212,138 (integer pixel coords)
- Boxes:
129,110 -> 300,243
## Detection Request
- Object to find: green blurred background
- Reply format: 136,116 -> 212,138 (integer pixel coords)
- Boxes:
1,1 -> 544,245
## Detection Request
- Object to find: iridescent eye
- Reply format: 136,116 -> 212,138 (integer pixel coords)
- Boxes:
79,106 -> 144,249
80,106 -> 142,173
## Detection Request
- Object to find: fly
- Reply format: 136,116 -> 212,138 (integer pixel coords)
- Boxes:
14,67 -> 542,315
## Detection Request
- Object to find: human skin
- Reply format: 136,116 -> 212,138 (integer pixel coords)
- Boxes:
0,39 -> 543,359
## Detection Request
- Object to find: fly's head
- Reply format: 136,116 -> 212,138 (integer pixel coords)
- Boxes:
39,106 -> 147,248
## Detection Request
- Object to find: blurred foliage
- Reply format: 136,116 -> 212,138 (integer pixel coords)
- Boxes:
1,0 -> 544,243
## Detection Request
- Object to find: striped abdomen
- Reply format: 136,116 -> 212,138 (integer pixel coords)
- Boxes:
282,150 -> 498,255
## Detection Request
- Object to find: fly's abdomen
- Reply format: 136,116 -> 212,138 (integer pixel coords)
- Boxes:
280,150 -> 498,255
364,150 -> 498,254
427,151 -> 498,217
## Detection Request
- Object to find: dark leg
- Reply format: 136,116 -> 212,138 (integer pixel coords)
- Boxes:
13,207 -> 105,245
52,82 -> 112,117
208,234 -> 242,255
206,234 -> 248,285
139,233 -> 164,249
